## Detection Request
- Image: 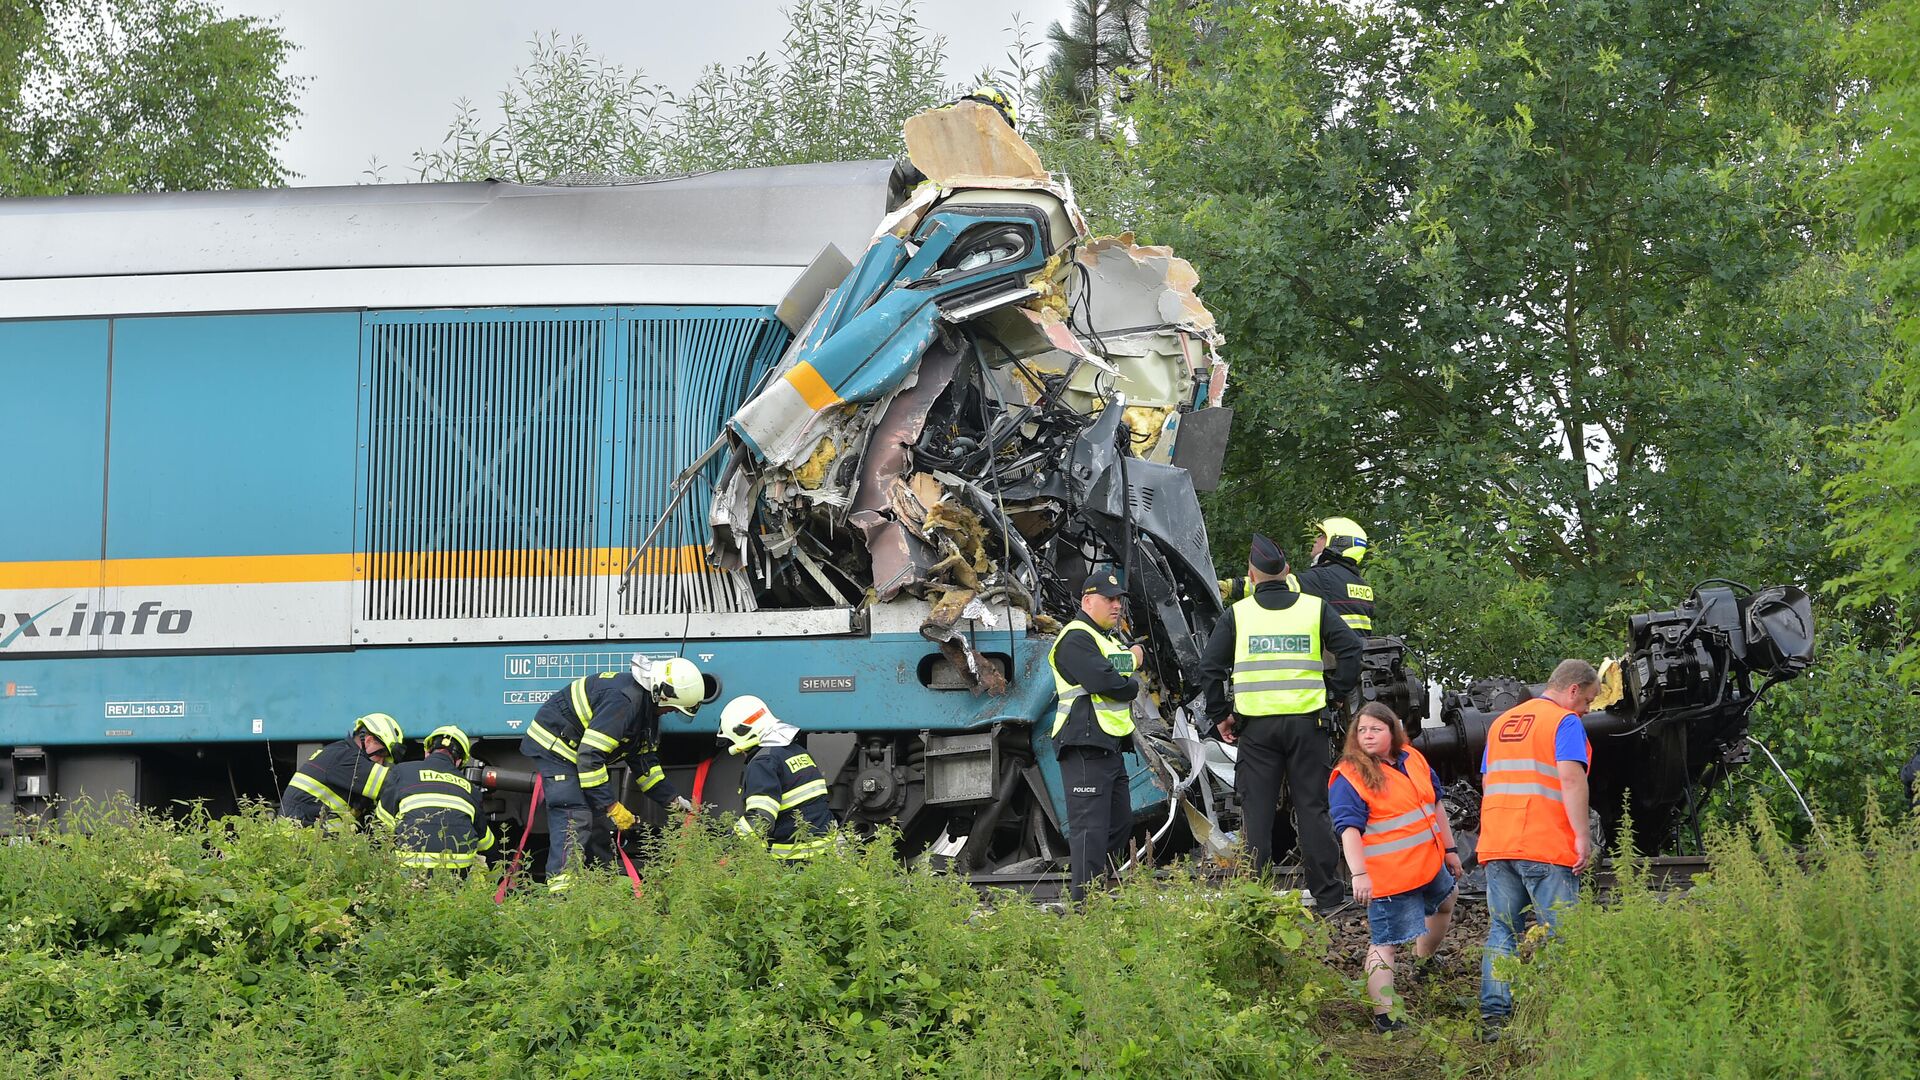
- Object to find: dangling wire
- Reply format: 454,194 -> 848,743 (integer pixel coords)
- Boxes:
1749,736 -> 1814,823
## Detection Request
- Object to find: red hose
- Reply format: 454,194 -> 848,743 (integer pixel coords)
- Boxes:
493,772 -> 544,904
691,756 -> 713,805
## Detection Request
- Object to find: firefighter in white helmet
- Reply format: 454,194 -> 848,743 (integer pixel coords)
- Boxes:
519,654 -> 706,891
719,695 -> 836,861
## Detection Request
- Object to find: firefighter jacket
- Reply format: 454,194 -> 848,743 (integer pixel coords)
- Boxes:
375,748 -> 496,870
1293,554 -> 1376,634
1477,697 -> 1592,868
1198,580 -> 1364,724
739,742 -> 836,860
1330,746 -> 1444,897
277,739 -> 390,826
520,672 -> 681,813
1047,618 -> 1141,753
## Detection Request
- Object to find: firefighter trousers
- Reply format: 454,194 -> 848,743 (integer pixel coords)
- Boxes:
537,765 -> 612,890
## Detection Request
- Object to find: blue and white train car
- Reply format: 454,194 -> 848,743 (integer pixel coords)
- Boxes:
1,164 -> 1169,864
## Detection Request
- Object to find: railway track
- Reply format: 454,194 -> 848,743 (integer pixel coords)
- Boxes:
965,855 -> 1714,903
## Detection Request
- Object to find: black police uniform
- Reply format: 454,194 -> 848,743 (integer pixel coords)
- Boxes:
1052,619 -> 1142,901
1293,553 -> 1376,635
1198,579 -> 1364,903
376,747 -> 496,871
277,739 -> 390,827
519,671 -> 683,889
739,742 -> 837,860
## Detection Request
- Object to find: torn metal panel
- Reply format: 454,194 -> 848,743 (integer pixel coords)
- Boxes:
848,342 -> 964,601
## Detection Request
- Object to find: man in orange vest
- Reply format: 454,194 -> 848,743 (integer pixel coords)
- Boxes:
1476,658 -> 1598,1040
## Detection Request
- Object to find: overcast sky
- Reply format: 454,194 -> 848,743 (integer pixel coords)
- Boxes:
214,1 -> 1068,187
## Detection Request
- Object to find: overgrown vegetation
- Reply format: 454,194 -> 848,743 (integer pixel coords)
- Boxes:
1504,807 -> 1920,1077
0,807 -> 1346,1078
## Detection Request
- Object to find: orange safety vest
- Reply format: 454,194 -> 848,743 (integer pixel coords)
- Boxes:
1330,745 -> 1444,897
1477,697 -> 1592,867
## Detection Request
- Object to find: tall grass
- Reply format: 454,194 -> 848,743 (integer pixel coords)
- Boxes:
0,805 -> 1345,1078
1507,805 -> 1920,1078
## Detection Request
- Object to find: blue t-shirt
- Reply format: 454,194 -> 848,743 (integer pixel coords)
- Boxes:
1480,710 -> 1590,773
1330,749 -> 1444,835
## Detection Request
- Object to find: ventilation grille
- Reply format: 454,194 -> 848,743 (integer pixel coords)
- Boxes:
620,312 -> 787,615
363,316 -> 606,621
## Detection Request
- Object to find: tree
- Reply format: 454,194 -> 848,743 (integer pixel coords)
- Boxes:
1129,0 -> 1882,671
1043,0 -> 1148,139
0,0 -> 301,195
664,0 -> 947,172
413,33 -> 669,183
412,1 -> 948,182
1827,0 -> 1920,683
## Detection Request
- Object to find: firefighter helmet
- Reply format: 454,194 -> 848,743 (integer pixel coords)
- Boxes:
424,725 -> 472,761
961,85 -> 1018,128
1316,517 -> 1371,565
650,656 -> 708,716
351,712 -> 404,757
718,695 -> 775,756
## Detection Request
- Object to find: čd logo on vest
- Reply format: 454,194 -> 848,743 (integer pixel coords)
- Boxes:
1247,634 -> 1312,653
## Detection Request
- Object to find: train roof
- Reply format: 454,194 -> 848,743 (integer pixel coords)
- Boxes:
0,160 -> 905,319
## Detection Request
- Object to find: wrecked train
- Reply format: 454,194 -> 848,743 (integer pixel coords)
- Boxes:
0,98 -> 1818,874
0,101 -> 1233,875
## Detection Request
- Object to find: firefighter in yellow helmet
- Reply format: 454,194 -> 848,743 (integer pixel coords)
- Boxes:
1293,517 -> 1376,635
376,725 -> 495,873
960,85 -> 1018,128
277,712 -> 403,828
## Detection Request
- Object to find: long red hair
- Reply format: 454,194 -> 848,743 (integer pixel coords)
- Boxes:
1338,702 -> 1409,794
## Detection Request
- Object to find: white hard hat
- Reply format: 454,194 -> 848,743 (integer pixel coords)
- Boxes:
651,657 -> 708,716
718,695 -> 775,755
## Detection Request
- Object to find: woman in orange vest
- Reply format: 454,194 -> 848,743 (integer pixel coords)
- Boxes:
1330,702 -> 1465,1033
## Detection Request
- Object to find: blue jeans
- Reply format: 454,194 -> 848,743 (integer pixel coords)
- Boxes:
1480,858 -> 1580,1018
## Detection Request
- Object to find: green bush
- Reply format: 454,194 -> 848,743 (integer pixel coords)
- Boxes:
1706,627 -> 1917,840
1504,807 -> 1920,1078
0,807 -> 1347,1079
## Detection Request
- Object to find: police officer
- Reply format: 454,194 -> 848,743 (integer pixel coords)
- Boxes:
1048,569 -> 1144,902
1293,517 -> 1376,635
521,654 -> 706,892
278,712 -> 403,828
1198,534 -> 1364,908
376,725 -> 495,872
718,696 -> 837,861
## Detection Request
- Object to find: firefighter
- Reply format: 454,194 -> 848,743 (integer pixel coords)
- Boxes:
277,712 -> 403,828
1477,658 -> 1598,1041
1293,517 -> 1376,635
376,725 -> 494,873
1331,703 -> 1463,1032
718,696 -> 836,861
1048,569 -> 1144,902
521,654 -> 705,892
1198,534 -> 1364,908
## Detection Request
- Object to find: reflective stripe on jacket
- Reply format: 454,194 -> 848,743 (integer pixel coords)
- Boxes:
519,672 -> 677,812
739,742 -> 836,860
278,739 -> 389,825
1048,619 -> 1137,740
1477,697 -> 1591,867
1295,558 -> 1376,634
375,751 -> 496,866
1230,593 -> 1327,716
1331,745 -> 1443,897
